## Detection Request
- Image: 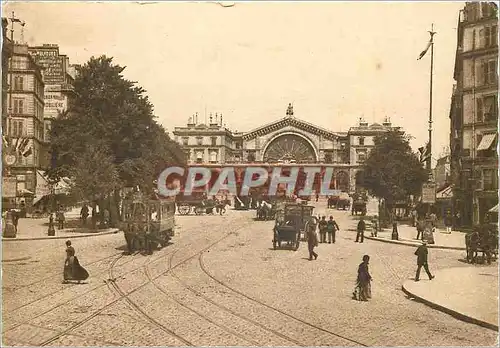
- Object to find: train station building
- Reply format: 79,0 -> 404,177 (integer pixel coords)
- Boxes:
173,104 -> 402,193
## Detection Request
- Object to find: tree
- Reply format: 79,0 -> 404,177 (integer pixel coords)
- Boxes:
356,130 -> 428,224
48,56 -> 185,224
69,143 -> 120,202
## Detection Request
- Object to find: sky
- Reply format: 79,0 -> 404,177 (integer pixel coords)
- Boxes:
3,1 -> 465,163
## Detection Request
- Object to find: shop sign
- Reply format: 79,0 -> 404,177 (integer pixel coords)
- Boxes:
2,177 -> 17,198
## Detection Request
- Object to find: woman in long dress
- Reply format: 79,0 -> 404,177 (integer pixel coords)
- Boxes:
354,255 -> 372,301
63,240 -> 89,284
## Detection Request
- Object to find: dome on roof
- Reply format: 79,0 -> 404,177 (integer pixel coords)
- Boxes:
369,123 -> 384,129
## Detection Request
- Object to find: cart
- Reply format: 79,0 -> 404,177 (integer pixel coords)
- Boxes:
272,203 -> 315,251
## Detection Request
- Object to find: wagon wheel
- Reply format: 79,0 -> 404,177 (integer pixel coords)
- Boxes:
294,232 -> 300,251
177,203 -> 191,215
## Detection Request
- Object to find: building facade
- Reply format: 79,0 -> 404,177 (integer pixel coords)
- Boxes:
28,44 -> 77,169
2,43 -> 45,209
450,2 -> 498,226
173,104 -> 401,193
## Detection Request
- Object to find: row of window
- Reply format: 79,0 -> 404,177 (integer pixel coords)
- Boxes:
7,118 -> 46,141
463,3 -> 497,23
182,136 -> 244,148
470,25 -> 498,51
463,58 -> 498,87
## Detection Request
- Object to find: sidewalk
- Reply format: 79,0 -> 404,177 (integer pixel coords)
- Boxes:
402,266 -> 499,330
2,215 -> 119,241
366,223 -> 466,250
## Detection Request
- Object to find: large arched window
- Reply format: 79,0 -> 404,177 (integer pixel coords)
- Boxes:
263,134 -> 317,163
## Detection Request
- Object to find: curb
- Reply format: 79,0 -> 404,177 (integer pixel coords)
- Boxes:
2,229 -> 120,241
364,235 -> 465,251
401,283 -> 498,331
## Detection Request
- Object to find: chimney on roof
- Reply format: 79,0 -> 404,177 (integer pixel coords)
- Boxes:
359,116 -> 368,127
383,116 -> 391,127
188,114 -> 195,126
210,113 -> 219,128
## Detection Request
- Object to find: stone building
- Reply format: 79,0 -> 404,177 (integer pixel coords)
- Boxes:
28,44 -> 77,168
173,104 -> 401,193
3,43 -> 45,209
450,2 -> 498,226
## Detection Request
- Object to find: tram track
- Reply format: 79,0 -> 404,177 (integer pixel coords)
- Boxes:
36,216 -> 253,346
4,215 -> 236,324
198,252 -> 370,347
3,251 -> 124,313
163,250 -> 304,346
144,251 -> 260,346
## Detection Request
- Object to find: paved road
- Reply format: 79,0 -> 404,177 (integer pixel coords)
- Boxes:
2,205 -> 497,346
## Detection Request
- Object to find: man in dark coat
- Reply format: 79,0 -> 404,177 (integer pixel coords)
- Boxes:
306,224 -> 318,261
414,241 -> 435,281
355,217 -> 366,243
327,216 -> 340,244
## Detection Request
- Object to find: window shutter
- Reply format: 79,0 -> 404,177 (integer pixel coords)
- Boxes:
478,28 -> 485,49
485,27 -> 491,47
492,25 -> 498,47
476,97 -> 484,122
476,59 -> 486,86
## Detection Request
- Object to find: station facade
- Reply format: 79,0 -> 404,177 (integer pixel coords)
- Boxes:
173,104 -> 402,193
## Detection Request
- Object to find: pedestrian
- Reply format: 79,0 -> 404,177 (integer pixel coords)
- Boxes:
327,216 -> 340,244
319,216 -> 327,243
91,204 -> 99,229
411,209 -> 417,227
371,216 -> 378,237
318,216 -> 327,242
80,204 -> 89,226
315,193 -> 319,202
444,212 -> 452,234
306,222 -> 319,261
353,255 -> 372,301
415,219 -> 424,240
56,206 -> 65,230
414,241 -> 434,282
355,217 -> 366,243
63,240 -> 89,284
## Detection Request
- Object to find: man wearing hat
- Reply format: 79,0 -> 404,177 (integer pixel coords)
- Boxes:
414,241 -> 435,281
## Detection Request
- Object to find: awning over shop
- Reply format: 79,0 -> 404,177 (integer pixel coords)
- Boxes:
477,133 -> 497,151
436,185 -> 453,200
489,204 -> 498,213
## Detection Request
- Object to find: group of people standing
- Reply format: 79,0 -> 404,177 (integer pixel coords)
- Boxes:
80,203 -> 110,229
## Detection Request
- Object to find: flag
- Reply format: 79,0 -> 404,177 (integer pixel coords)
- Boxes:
17,137 -> 29,153
417,31 -> 436,60
22,146 -> 32,157
418,142 -> 431,163
9,18 -> 22,23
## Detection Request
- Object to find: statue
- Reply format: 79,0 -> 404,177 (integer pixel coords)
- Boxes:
286,103 -> 294,116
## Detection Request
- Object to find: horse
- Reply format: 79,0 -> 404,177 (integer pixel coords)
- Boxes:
257,201 -> 273,220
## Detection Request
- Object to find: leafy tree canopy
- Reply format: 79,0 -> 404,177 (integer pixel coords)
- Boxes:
49,56 -> 185,200
355,130 -> 428,203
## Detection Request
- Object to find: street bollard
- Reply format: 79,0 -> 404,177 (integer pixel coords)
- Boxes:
48,214 -> 56,236
391,222 -> 399,240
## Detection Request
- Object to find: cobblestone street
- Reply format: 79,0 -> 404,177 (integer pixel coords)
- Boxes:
2,206 -> 498,346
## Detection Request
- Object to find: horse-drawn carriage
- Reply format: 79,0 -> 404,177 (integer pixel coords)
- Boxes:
465,223 -> 498,264
351,192 -> 367,216
272,203 -> 316,250
120,191 -> 175,254
176,191 -> 226,215
327,193 -> 351,210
